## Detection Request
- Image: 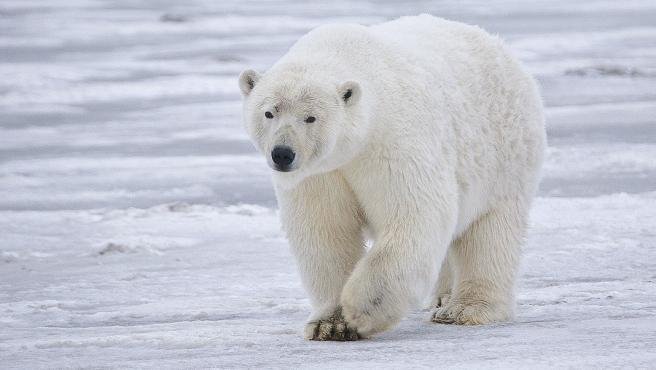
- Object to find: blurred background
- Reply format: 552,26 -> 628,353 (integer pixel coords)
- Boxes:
1,1 -> 655,368
2,0 -> 655,210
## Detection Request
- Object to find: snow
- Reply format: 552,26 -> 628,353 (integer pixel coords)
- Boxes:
1,0 -> 655,368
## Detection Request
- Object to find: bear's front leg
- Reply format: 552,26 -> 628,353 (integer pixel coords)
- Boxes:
336,162 -> 458,337
340,225 -> 451,338
276,172 -> 366,340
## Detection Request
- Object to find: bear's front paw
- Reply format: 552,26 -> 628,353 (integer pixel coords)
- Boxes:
340,282 -> 401,338
304,307 -> 361,341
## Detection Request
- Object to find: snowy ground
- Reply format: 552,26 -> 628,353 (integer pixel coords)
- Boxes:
1,0 -> 656,368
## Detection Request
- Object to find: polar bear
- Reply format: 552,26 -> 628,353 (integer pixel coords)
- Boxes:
238,14 -> 546,340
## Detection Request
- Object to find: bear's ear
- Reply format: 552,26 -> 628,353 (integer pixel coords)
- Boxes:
238,69 -> 261,96
338,81 -> 361,107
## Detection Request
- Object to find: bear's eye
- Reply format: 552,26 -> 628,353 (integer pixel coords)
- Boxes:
264,111 -> 274,119
305,116 -> 316,123
343,89 -> 352,102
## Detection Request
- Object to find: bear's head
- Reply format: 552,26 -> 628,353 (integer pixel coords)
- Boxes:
239,66 -> 369,188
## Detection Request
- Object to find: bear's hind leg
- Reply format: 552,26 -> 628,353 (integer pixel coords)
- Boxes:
431,202 -> 526,325
431,248 -> 454,308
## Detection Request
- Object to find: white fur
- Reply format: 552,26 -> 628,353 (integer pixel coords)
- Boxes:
239,15 -> 546,339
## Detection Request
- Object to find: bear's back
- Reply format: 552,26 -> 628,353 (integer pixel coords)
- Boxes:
281,23 -> 376,64
278,15 -> 506,80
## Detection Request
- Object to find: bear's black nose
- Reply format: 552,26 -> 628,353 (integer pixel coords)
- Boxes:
271,145 -> 296,171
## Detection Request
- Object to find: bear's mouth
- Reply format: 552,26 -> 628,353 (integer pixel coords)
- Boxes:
273,165 -> 295,173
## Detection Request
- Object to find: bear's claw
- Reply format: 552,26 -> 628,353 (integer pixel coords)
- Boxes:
430,309 -> 456,324
431,299 -> 508,325
307,307 -> 361,341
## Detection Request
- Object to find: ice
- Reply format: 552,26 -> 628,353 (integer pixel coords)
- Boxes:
1,0 -> 655,368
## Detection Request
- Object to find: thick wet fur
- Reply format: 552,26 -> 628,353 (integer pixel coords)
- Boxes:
239,14 -> 546,339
